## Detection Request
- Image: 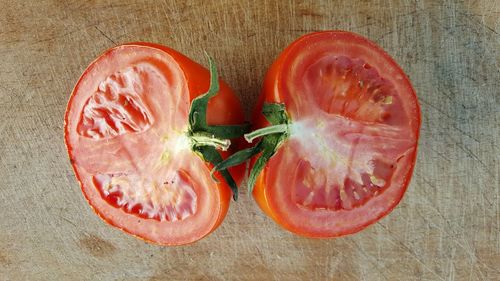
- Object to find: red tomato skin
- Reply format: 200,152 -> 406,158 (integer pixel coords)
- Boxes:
252,31 -> 421,237
65,43 -> 245,245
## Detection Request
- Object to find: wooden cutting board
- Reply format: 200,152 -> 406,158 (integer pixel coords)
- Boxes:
0,1 -> 498,280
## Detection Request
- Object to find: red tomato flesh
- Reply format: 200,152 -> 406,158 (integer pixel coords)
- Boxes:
253,31 -> 421,237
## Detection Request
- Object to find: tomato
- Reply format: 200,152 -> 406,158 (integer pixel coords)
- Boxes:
251,31 -> 421,237
64,43 -> 245,245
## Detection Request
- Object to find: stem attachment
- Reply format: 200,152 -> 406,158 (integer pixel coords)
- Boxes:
190,133 -> 231,151
244,124 -> 289,143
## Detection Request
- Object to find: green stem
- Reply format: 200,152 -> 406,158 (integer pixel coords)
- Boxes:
244,124 -> 288,143
190,134 -> 231,151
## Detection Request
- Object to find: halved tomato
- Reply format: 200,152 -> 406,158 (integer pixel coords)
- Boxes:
250,31 -> 421,237
64,43 -> 246,245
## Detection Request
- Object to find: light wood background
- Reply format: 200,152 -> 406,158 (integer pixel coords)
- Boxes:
0,0 -> 498,280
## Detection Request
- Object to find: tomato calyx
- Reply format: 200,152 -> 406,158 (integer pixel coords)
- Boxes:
187,55 -> 250,200
213,103 -> 290,193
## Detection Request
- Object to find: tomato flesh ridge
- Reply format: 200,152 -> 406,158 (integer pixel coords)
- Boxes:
303,55 -> 407,126
93,169 -> 197,222
78,66 -> 153,139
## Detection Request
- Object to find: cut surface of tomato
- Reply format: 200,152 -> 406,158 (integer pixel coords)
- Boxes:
253,31 -> 420,237
65,43 -> 244,245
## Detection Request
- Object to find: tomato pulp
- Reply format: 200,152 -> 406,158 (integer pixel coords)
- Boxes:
252,31 -> 421,237
65,43 -> 245,245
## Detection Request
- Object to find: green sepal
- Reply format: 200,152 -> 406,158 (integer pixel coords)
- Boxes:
214,102 -> 290,194
262,103 -> 288,125
211,142 -> 264,174
188,55 -> 219,133
246,128 -> 287,193
195,146 -> 239,201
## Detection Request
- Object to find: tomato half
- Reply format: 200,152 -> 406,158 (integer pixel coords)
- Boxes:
65,43 -> 245,245
252,31 -> 421,237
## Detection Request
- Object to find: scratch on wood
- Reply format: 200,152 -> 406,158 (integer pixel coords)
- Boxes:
412,210 -> 498,277
344,238 -> 390,280
378,223 -> 446,281
418,97 -> 454,120
454,141 -> 494,178
95,26 -> 116,45
428,146 -> 451,163
420,97 -> 481,143
60,215 -> 79,228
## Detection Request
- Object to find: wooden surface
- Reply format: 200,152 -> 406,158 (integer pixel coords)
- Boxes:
0,0 -> 498,280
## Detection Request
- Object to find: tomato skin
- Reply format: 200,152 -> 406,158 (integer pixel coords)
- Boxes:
65,43 -> 244,245
252,31 -> 421,237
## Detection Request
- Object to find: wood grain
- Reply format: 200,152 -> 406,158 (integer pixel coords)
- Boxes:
0,0 -> 498,280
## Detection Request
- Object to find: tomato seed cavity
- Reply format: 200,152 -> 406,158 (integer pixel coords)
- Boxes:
92,172 -> 197,222
77,66 -> 153,139
292,158 -> 394,211
305,56 -> 404,124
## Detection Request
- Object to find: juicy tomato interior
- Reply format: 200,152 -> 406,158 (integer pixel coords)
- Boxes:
254,31 -> 420,237
65,43 -> 244,245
